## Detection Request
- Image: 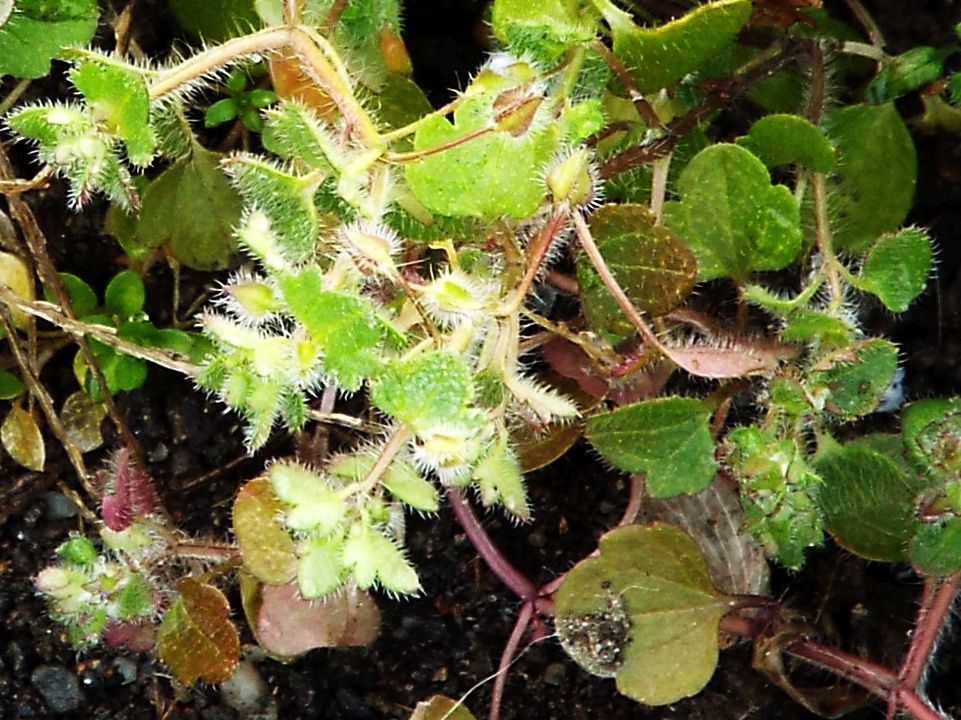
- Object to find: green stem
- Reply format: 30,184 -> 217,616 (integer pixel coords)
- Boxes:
811,173 -> 845,313
342,426 -> 412,498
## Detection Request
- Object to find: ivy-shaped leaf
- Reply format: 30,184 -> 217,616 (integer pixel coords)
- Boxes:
233,478 -> 298,585
0,0 -> 98,79
826,103 -> 916,254
157,577 -> 240,686
69,61 -> 156,166
736,114 -> 837,172
586,397 -> 716,496
279,269 -> 385,391
405,62 -> 557,219
577,204 -> 697,337
593,0 -> 752,94
663,143 -> 802,282
815,442 -> 920,563
855,227 -> 933,313
104,270 -> 145,319
135,144 -> 243,270
556,524 -> 732,705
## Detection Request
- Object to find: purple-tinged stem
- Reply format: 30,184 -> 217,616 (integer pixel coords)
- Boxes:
488,600 -> 534,720
899,572 -> 961,689
446,488 -> 538,600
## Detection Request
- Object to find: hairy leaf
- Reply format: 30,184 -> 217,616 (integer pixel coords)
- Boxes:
736,114 -> 837,172
815,442 -> 919,562
810,338 -> 899,419
372,351 -> 473,432
826,103 -> 916,253
69,61 -> 156,165
856,227 -> 933,312
596,0 -> 752,94
910,518 -> 961,576
279,270 -> 385,391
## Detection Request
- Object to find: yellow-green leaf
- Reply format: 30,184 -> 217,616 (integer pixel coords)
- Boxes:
2,404 -> 44,471
233,477 -> 298,585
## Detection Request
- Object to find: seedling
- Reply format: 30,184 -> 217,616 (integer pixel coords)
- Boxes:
1,1 -> 960,719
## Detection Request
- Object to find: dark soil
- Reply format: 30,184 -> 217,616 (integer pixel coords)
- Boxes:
3,1 -> 961,719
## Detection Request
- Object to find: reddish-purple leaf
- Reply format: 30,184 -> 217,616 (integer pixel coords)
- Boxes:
101,447 -> 158,531
103,620 -> 156,653
256,581 -> 380,657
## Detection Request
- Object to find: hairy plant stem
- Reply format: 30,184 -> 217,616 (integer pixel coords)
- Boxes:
498,205 -> 571,317
811,173 -> 845,313
591,40 -> 662,130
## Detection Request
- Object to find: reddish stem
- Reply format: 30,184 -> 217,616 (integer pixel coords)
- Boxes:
898,572 -> 961,689
488,600 -> 534,720
446,488 -> 538,600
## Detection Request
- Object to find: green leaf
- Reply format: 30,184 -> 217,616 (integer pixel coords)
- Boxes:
50,273 -> 98,318
204,98 -> 240,127
809,338 -> 899,419
157,577 -> 240,686
269,462 -> 346,534
826,103 -> 916,253
406,61 -> 557,219
815,442 -> 918,562
278,269 -> 385,391
855,227 -> 933,312
104,270 -> 145,319
473,439 -> 529,519
491,0 -> 594,63
663,143 -> 802,282
901,398 -> 961,479
595,0 -> 751,94
381,462 -> 439,513
736,114 -> 837,172
867,45 -> 956,104
577,204 -> 697,337
135,145 -> 243,270
297,536 -> 347,599
780,308 -> 854,346
556,524 -> 730,705
233,478 -> 298,585
372,351 -> 473,432
586,397 -> 716,496
168,0 -> 261,41
0,0 -> 98,79
910,517 -> 961,576
343,525 -> 421,595
0,370 -> 24,400
57,535 -> 97,565
69,61 -> 156,166
375,73 -> 434,135
225,154 -> 320,264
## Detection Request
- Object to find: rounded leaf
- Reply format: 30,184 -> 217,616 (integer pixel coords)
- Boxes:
233,478 -> 298,585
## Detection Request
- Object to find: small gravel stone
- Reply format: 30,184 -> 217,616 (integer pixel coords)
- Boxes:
42,492 -> 79,520
220,661 -> 267,718
542,662 -> 568,686
112,657 -> 139,685
30,664 -> 82,714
